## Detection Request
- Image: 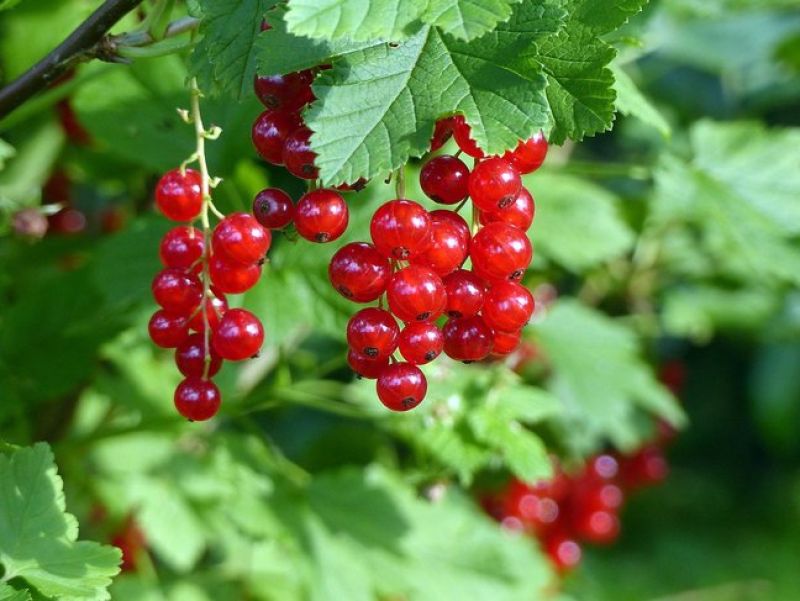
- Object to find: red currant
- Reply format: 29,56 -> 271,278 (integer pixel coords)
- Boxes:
152,268 -> 202,314
442,315 -> 493,362
482,281 -> 534,333
212,308 -> 264,361
398,322 -> 443,364
329,242 -> 390,302
545,532 -> 582,572
346,308 -> 399,359
386,265 -> 446,322
413,218 -> 467,276
148,310 -> 189,348
573,509 -> 620,545
187,289 -> 228,332
451,115 -> 485,158
294,189 -> 349,243
442,269 -> 485,318
209,255 -> 262,294
155,169 -> 203,222
420,155 -> 470,205
175,333 -> 223,378
376,362 -> 427,411
212,212 -> 271,265
480,186 -> 535,231
253,188 -> 295,230
470,222 -> 532,282
468,157 -> 522,212
174,378 -> 221,421
370,199 -> 432,260
491,329 -> 521,356
159,226 -> 205,272
283,126 -> 318,180
502,131 -> 548,174
430,210 -> 470,248
620,446 -> 668,488
252,110 -> 302,165
347,349 -> 390,379
254,70 -> 315,112
430,117 -> 454,151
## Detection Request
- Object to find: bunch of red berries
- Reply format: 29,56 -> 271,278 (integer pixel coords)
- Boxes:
148,168 -> 268,421
481,446 -> 669,573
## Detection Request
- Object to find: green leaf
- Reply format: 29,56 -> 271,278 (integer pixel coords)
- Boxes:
0,0 -> 24,11
0,443 -> 121,599
0,139 -> 14,171
568,0 -> 649,34
189,0 -> 275,100
0,121 -> 63,209
529,172 -> 635,271
0,583 -> 31,601
422,0 -> 522,41
611,62 -> 671,137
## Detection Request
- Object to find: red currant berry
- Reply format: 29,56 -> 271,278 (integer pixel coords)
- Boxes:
451,115 -> 485,158
573,510 -> 620,545
159,226 -> 205,272
579,482 -> 625,512
482,281 -> 534,332
187,289 -> 228,332
253,188 -> 294,230
386,265 -> 446,322
502,131 -> 548,174
442,315 -> 493,362
283,126 -> 318,180
587,454 -> 619,481
491,329 -> 522,356
212,308 -> 264,361
370,199 -> 432,260
152,268 -> 202,314
254,70 -> 315,112
398,322 -> 443,364
420,155 -> 470,205
346,308 -> 399,359
252,110 -> 302,165
148,310 -> 188,348
470,222 -> 532,282
174,378 -> 221,421
212,212 -> 271,265
620,446 -> 668,488
480,186 -> 535,231
347,349 -> 390,379
376,362 -> 427,411
442,269 -> 485,318
468,157 -> 522,212
329,242 -> 390,302
545,532 -> 582,572
294,189 -> 349,243
209,255 -> 262,294
47,208 -> 86,235
155,169 -> 203,222
430,117 -> 455,151
430,210 -> 470,248
175,333 -> 223,378
413,218 -> 467,276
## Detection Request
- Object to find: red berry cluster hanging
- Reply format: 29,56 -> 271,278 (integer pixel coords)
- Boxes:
481,445 -> 669,573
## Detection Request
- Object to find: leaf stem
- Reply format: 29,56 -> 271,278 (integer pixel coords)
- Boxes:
395,166 -> 406,199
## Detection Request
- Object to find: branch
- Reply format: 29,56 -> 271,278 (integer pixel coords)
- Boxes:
0,0 -> 145,120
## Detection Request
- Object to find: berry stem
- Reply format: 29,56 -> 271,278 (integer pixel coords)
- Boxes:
395,166 -> 406,199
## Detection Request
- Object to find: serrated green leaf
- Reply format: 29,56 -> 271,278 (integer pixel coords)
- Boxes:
569,0 -> 649,33
0,583 -> 31,601
0,443 -> 120,600
422,0 -> 522,41
529,172 -> 635,271
611,62 -> 671,136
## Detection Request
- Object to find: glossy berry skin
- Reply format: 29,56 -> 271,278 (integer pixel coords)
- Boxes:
152,268 -> 202,314
212,308 -> 264,361
212,212 -> 271,265
468,157 -> 522,212
252,110 -> 302,165
376,362 -> 427,411
174,378 -> 221,421
420,155 -> 470,205
451,115 -> 485,158
294,189 -> 349,243
346,308 -> 399,359
413,219 -> 467,277
573,510 -> 620,545
398,322 -> 443,365
480,186 -> 535,231
155,169 -> 203,222
187,289 -> 228,332
442,316 -> 493,362
347,349 -> 390,380
175,333 -> 223,378
370,199 -> 432,260
430,117 -> 454,151
482,281 -> 535,333
502,131 -> 548,174
148,310 -> 188,348
387,265 -> 446,323
254,70 -> 314,112
209,255 -> 262,294
443,269 -> 485,318
329,242 -> 390,302
470,222 -> 532,282
282,127 -> 318,180
545,532 -> 582,573
159,226 -> 205,272
253,188 -> 294,230
430,210 -> 470,248
491,329 -> 521,355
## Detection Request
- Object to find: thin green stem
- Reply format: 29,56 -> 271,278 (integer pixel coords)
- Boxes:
395,166 -> 406,199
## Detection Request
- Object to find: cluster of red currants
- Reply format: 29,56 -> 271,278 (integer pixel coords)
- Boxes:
148,168 -> 268,421
328,118 -> 547,411
481,446 -> 669,573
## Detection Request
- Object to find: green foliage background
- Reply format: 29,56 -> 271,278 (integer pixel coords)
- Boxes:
1,0 -> 800,599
